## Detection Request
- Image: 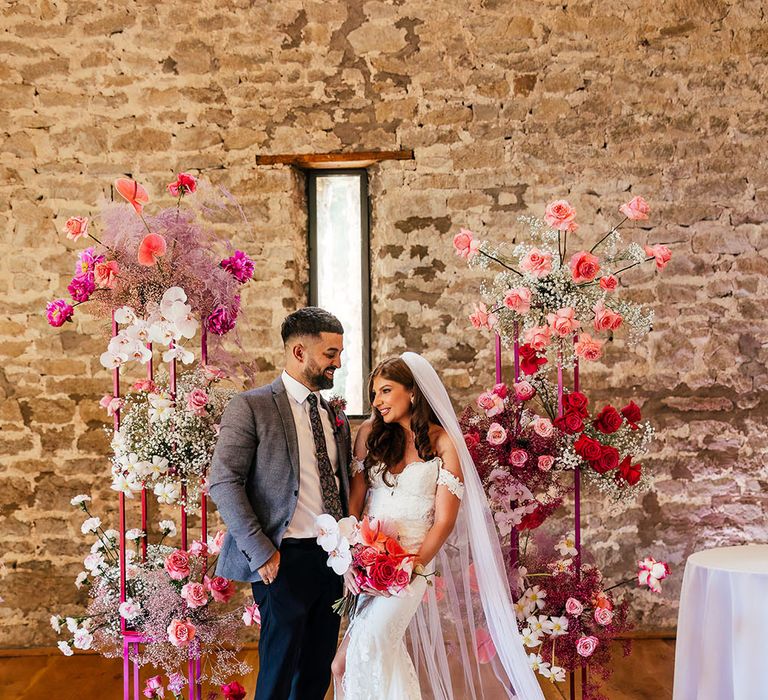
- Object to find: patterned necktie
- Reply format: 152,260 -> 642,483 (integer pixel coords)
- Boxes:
306,393 -> 344,520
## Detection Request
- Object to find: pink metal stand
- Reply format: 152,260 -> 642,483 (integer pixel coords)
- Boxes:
112,318 -> 210,700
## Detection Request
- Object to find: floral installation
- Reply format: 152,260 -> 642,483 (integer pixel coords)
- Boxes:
455,196 -> 671,369
107,366 -> 233,510
510,533 -> 669,700
46,173 -> 255,345
53,496 -> 254,686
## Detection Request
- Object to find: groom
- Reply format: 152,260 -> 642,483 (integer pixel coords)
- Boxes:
210,307 -> 351,700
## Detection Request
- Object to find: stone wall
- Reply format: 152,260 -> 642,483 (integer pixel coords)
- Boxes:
1,0 -> 766,647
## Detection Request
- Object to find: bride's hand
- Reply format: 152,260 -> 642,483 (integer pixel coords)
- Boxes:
344,569 -> 361,596
360,584 -> 391,597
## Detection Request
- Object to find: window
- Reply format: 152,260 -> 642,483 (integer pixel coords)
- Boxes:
308,170 -> 370,416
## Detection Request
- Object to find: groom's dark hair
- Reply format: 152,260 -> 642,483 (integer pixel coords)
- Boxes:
281,307 -> 344,344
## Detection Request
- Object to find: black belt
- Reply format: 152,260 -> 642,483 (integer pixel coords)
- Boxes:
281,537 -> 320,548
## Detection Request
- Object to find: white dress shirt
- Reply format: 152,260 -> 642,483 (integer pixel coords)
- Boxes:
281,370 -> 340,539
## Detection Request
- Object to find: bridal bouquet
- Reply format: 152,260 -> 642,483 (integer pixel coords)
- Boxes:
455,196 -> 671,369
53,495 -> 253,686
107,365 -> 232,510
314,514 -> 419,615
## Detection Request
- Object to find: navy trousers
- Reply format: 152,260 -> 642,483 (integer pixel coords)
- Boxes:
251,539 -> 342,700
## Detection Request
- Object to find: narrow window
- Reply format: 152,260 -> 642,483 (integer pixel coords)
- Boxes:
308,170 -> 370,416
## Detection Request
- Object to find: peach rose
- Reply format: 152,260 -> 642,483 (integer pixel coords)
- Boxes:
522,325 -> 551,351
533,417 -> 554,438
453,228 -> 482,260
477,391 -> 504,417
544,200 -> 577,231
164,550 -> 191,581
574,333 -> 604,362
180,582 -> 208,608
592,301 -> 623,331
63,216 -> 89,241
94,260 -> 119,289
537,455 -> 555,471
167,618 -> 196,647
619,195 -> 650,221
469,302 -> 497,330
599,275 -> 618,291
644,244 -> 672,270
594,607 -> 614,625
569,251 -> 601,283
513,381 -> 536,401
576,635 -> 599,657
486,423 -> 507,446
547,307 -> 581,337
520,248 -> 553,278
503,287 -> 531,315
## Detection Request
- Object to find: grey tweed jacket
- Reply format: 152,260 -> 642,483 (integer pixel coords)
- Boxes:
209,376 -> 351,583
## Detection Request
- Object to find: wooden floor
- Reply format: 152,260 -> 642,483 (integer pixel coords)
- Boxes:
0,639 -> 675,700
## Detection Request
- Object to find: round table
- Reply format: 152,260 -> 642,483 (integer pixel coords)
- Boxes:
673,544 -> 768,700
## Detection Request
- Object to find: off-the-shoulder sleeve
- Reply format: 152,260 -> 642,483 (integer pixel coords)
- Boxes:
437,465 -> 464,500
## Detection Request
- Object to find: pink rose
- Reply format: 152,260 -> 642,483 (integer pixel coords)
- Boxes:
574,333 -> 604,362
599,275 -> 618,291
565,597 -> 584,615
469,302 -> 497,330
502,287 -> 531,315
208,530 -> 226,556
131,379 -> 157,393
569,251 -> 601,283
94,260 -> 119,289
167,618 -> 196,647
644,244 -> 672,270
537,455 -> 555,471
180,582 -> 208,608
242,603 -> 261,626
486,423 -> 507,446
453,228 -> 482,260
392,567 -> 411,591
63,216 -> 89,241
592,301 -> 623,332
513,381 -> 536,401
576,635 -> 599,658
619,195 -> 650,221
594,607 -> 614,626
188,539 -> 208,557
547,307 -> 580,337
99,394 -> 123,417
186,388 -> 210,417
509,449 -> 528,468
522,325 -> 551,351
477,391 -> 504,417
544,200 -> 577,231
520,248 -> 553,278
205,575 -> 236,603
533,417 -> 554,438
201,364 -> 227,381
164,550 -> 191,581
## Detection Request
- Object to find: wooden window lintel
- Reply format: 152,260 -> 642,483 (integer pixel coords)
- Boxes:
255,149 -> 414,170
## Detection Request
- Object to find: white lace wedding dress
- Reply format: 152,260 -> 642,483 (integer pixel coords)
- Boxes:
341,456 -> 464,700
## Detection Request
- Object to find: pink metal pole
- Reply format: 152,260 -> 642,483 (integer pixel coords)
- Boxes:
512,321 -> 520,382
133,644 -> 140,700
494,333 -> 502,384
141,343 -> 153,562
123,638 -> 130,700
113,314 -> 128,640
196,657 -> 202,700
201,326 -> 208,558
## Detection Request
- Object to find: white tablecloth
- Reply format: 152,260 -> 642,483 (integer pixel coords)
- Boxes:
673,545 -> 768,700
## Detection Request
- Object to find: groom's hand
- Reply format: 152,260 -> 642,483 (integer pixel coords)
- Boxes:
258,550 -> 281,585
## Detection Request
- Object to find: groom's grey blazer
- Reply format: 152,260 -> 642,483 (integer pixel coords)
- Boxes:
209,376 -> 352,583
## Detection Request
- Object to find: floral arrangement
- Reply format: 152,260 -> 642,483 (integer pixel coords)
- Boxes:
314,513 -> 430,615
46,173 -> 255,356
107,365 -> 232,510
455,196 -> 671,369
53,496 -> 258,687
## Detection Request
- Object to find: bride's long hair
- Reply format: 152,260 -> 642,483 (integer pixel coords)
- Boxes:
364,358 -> 441,485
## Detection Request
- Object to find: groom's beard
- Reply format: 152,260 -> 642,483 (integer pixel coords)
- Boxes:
303,360 -> 336,391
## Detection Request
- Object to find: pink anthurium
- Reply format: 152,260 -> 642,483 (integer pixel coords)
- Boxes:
115,178 -> 149,214
137,233 -> 167,266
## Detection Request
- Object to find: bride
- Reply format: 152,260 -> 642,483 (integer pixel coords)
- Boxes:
332,353 -> 543,700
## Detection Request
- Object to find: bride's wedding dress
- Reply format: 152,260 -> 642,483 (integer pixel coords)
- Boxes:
342,456 -> 464,700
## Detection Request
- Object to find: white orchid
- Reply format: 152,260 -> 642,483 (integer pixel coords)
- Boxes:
124,319 -> 151,344
114,306 -> 137,325
148,321 -> 176,346
108,332 -> 134,353
337,515 -> 360,544
162,344 -> 194,365
126,341 -> 152,364
148,394 -> 174,422
99,350 -> 128,370
327,539 -> 352,575
315,513 -> 341,553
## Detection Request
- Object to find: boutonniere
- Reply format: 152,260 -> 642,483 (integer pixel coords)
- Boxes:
328,395 -> 347,431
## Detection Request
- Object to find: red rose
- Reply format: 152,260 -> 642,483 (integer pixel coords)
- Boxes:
464,432 -> 481,450
517,506 -> 547,531
369,560 -> 397,589
618,456 -> 642,485
356,546 -> 379,568
205,575 -> 236,603
564,391 -> 589,416
574,434 -> 602,462
519,343 -> 548,375
593,405 -> 623,434
554,410 -> 584,435
621,401 -> 642,429
594,445 -> 620,473
492,383 -> 508,399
